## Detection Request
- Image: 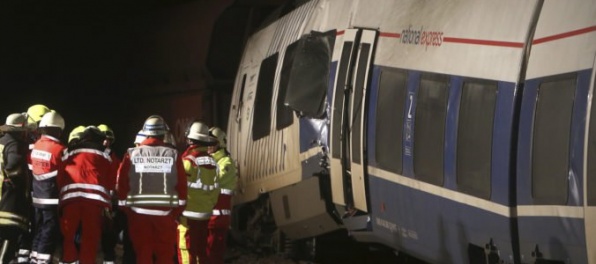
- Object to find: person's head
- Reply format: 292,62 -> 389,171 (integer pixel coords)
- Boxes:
80,126 -> 106,147
97,124 -> 115,147
208,126 -> 227,154
185,121 -> 216,147
68,125 -> 86,148
140,115 -> 168,141
38,111 -> 65,139
0,113 -> 28,140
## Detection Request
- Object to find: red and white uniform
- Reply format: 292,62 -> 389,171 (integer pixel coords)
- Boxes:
29,135 -> 66,264
58,146 -> 113,264
117,137 -> 187,264
30,135 -> 65,208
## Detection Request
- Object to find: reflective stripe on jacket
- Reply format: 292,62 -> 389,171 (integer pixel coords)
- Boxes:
212,148 -> 238,212
30,135 -> 66,208
125,145 -> 180,207
182,145 -> 218,220
59,148 -> 113,208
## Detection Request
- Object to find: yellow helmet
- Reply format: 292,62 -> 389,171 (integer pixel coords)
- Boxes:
209,127 -> 226,148
97,124 -> 115,143
26,104 -> 51,126
68,125 -> 86,143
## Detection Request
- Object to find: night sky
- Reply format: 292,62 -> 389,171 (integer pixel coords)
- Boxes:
0,0 -> 217,154
0,1 -> 149,117
0,0 -> 287,155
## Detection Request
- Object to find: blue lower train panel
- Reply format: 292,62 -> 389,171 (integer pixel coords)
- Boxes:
517,217 -> 587,263
366,175 -> 515,263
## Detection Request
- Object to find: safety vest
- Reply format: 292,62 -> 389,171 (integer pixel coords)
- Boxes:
182,146 -> 218,220
124,145 -> 180,207
212,149 -> 237,197
211,148 -> 238,216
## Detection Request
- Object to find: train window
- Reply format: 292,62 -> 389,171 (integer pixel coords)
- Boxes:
284,30 -> 336,118
277,41 -> 299,130
532,74 -> 576,205
456,80 -> 497,199
414,73 -> 449,186
375,68 -> 407,174
252,53 -> 279,141
589,70 -> 596,205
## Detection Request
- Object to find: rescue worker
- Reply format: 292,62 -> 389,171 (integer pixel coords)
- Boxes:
177,121 -> 218,264
97,124 -> 120,264
117,115 -> 187,263
58,126 -> 113,264
0,113 -> 31,263
207,127 -> 237,264
16,104 -> 52,264
65,124 -> 85,250
29,111 -> 66,264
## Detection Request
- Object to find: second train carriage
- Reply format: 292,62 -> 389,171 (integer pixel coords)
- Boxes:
227,0 -> 596,263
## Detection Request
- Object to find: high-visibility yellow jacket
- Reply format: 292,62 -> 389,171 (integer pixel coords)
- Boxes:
181,145 -> 218,220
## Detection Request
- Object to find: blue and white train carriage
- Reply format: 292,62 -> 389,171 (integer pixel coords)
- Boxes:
226,0 -> 596,263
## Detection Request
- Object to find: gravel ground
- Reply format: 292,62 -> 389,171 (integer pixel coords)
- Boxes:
224,246 -> 316,264
45,243 -> 309,264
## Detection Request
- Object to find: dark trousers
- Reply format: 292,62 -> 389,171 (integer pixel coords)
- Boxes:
116,210 -> 136,263
101,213 -> 117,262
32,207 -> 59,263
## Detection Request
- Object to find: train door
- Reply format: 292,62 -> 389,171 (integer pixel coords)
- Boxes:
329,28 -> 378,212
586,54 -> 596,263
230,73 -> 248,158
229,65 -> 259,204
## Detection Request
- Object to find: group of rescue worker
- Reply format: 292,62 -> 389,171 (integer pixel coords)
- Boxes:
0,104 -> 238,264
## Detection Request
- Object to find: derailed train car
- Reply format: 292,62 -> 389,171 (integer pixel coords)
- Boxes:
226,0 -> 596,263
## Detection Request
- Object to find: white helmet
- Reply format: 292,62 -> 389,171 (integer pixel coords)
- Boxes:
134,130 -> 147,144
39,111 -> 65,129
209,127 -> 226,148
186,121 -> 214,142
1,113 -> 27,131
140,115 -> 167,136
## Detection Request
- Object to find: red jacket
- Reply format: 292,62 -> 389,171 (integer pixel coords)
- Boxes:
117,137 -> 187,217
29,135 -> 66,208
58,147 -> 114,209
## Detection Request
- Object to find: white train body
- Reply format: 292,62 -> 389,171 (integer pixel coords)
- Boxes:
227,1 -> 596,263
